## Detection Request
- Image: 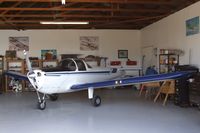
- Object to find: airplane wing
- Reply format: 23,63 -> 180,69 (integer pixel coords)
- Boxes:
4,71 -> 29,81
71,71 -> 191,90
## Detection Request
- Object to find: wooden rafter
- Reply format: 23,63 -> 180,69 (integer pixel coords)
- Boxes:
0,0 -> 174,5
0,14 -> 145,19
0,7 -> 168,13
0,0 -> 198,30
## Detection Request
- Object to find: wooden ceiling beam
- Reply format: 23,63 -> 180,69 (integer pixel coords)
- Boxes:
0,2 -> 22,15
0,19 -> 114,23
0,23 -> 143,29
0,7 -> 168,13
0,0 -> 173,5
0,14 -> 145,19
88,15 -> 167,28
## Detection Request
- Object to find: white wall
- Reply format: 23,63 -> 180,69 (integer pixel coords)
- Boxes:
0,30 -> 141,66
141,1 -> 200,68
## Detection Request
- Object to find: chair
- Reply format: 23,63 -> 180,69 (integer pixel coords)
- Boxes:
139,66 -> 160,98
154,80 -> 175,106
139,82 -> 160,98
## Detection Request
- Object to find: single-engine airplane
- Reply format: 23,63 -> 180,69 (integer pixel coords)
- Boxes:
5,51 -> 191,110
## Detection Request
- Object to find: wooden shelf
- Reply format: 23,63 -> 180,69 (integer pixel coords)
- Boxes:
24,59 -> 42,73
159,54 -> 179,73
41,59 -> 58,68
5,59 -> 25,92
0,55 -> 4,93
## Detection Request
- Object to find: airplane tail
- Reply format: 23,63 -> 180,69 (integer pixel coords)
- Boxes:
23,50 -> 33,73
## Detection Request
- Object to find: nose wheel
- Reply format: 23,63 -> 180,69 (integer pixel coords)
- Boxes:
38,100 -> 46,110
91,95 -> 101,107
36,91 -> 46,110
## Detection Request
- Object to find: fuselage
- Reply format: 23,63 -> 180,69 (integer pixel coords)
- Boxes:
28,59 -> 125,94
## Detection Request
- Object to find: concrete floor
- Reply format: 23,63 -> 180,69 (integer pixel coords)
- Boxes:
0,88 -> 200,133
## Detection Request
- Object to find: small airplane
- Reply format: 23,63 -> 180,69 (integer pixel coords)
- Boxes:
5,51 -> 191,110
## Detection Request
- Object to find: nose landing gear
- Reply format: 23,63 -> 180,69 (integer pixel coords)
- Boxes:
36,91 -> 46,110
38,100 -> 46,110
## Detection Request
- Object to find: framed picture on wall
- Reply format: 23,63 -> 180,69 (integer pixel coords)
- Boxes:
9,36 -> 29,51
118,50 -> 128,58
186,16 -> 199,36
80,36 -> 99,51
41,49 -> 57,60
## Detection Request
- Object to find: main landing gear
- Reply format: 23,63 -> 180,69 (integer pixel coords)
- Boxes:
49,94 -> 59,101
91,95 -> 101,107
88,88 -> 101,107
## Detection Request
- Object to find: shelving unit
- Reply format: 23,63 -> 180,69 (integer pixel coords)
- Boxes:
189,73 -> 200,109
159,54 -> 179,73
5,59 -> 25,92
24,59 -> 42,91
24,59 -> 41,73
0,56 -> 4,93
0,55 -> 4,74
41,59 -> 58,68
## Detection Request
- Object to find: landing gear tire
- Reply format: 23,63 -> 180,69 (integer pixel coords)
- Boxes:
91,95 -> 101,107
38,100 -> 46,110
49,94 -> 58,101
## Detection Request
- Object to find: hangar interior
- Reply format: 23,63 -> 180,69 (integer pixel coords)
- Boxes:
0,0 -> 200,133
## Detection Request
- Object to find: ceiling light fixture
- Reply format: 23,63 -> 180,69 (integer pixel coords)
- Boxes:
61,0 -> 65,5
40,22 -> 89,25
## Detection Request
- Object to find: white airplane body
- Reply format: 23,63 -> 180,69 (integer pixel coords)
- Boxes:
5,51 -> 191,110
29,67 -> 125,94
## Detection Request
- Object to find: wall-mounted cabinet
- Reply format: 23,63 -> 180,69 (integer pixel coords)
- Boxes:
159,54 -> 179,73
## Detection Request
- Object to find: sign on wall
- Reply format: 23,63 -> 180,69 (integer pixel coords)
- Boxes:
186,16 -> 199,36
80,36 -> 99,51
9,36 -> 29,51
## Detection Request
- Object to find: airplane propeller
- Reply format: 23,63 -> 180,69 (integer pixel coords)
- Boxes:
23,50 -> 33,73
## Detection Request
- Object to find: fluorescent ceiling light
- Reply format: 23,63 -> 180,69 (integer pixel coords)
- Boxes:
40,22 -> 89,25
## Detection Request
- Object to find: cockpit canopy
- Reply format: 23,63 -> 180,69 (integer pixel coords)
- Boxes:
42,59 -> 89,72
58,59 -> 86,71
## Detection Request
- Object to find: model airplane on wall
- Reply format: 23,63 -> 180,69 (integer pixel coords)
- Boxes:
5,51 -> 191,110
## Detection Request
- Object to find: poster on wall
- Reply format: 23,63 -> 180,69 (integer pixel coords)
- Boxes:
186,16 -> 199,36
9,36 -> 29,51
41,49 -> 57,60
80,36 -> 99,51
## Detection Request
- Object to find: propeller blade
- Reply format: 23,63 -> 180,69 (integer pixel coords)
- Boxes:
23,50 -> 33,73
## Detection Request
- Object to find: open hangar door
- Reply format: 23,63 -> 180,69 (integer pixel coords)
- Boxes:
141,46 -> 158,75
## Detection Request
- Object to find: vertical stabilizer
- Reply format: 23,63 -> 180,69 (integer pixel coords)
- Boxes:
23,50 -> 33,72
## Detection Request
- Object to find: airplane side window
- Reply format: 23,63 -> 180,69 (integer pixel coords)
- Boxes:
76,60 -> 86,71
68,61 -> 76,71
59,59 -> 76,71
